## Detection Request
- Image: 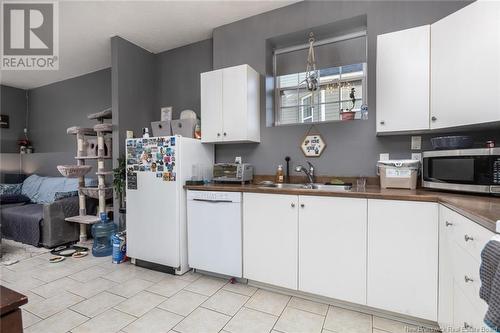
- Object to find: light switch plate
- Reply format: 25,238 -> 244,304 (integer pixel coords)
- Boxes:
379,153 -> 390,161
411,136 -> 422,150
411,153 -> 422,162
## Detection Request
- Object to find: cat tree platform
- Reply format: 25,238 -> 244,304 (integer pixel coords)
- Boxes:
57,165 -> 92,178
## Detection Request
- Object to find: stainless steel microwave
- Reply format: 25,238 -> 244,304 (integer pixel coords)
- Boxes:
422,148 -> 500,194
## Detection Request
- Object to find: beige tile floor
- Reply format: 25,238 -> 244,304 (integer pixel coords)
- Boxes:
0,250 -> 427,333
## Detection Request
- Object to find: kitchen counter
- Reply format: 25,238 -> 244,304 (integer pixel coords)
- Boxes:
184,183 -> 500,233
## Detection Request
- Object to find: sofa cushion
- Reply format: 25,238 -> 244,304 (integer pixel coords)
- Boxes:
0,183 -> 22,195
54,191 -> 78,201
0,194 -> 30,205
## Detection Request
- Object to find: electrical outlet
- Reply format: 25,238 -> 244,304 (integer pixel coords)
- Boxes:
411,136 -> 421,150
379,153 -> 390,161
411,153 -> 422,162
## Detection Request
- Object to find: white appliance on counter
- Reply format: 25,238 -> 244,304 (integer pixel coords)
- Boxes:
126,136 -> 213,275
187,190 -> 242,277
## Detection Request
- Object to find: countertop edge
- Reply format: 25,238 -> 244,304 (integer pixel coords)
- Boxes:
184,184 -> 500,233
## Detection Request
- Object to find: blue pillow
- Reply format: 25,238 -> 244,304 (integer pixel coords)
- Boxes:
21,175 -> 44,201
0,183 -> 22,195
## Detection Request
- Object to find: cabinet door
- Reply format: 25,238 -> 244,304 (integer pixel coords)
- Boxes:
222,65 -> 247,142
367,199 -> 438,321
431,1 -> 500,129
201,69 -> 223,143
376,25 -> 430,133
243,193 -> 298,290
438,206 -> 454,330
299,196 -> 367,305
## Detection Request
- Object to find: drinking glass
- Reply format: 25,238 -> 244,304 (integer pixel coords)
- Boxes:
357,176 -> 367,190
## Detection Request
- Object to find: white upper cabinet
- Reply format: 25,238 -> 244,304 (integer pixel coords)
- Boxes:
367,199 -> 438,321
200,69 -> 223,143
201,64 -> 260,143
298,196 -> 367,305
431,0 -> 500,129
376,25 -> 430,133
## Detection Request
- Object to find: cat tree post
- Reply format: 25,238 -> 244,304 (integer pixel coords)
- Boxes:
76,132 -> 87,241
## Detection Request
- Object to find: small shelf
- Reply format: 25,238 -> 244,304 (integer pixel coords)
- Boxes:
65,215 -> 100,224
75,156 -> 112,160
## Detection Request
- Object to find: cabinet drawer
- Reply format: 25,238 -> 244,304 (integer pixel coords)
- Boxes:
453,283 -> 491,332
449,240 -> 488,316
440,205 -> 494,262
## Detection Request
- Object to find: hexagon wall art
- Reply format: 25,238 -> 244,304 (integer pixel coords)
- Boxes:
301,133 -> 326,157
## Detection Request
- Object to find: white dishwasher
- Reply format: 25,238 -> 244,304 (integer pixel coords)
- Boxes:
187,190 -> 242,277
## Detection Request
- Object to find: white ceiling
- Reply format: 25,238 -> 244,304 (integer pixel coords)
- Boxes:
1,0 -> 298,90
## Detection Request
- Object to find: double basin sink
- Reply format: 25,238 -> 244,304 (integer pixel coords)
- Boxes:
258,183 -> 352,192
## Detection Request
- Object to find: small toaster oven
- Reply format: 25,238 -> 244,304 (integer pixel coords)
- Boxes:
213,163 -> 254,184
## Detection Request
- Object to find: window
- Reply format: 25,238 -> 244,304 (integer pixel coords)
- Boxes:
275,63 -> 366,125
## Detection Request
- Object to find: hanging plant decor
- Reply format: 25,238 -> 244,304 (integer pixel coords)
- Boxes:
303,32 -> 319,91
300,125 -> 326,157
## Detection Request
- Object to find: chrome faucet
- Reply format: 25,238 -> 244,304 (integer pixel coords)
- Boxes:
295,161 -> 315,186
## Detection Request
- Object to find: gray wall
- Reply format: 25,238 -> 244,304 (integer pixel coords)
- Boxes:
156,39 -> 213,119
111,36 -> 157,163
28,68 -> 111,153
0,85 -> 27,153
212,0 -> 499,176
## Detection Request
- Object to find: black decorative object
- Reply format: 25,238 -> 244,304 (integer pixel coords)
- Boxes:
0,115 -> 9,128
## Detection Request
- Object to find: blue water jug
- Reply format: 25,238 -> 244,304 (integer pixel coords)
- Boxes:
92,212 -> 116,257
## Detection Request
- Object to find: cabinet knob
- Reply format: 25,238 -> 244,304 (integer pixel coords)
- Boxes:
464,234 -> 474,242
291,203 -> 295,208
431,116 -> 437,121
379,121 -> 385,125
464,275 -> 474,283
223,132 -> 227,136
445,221 -> 453,227
300,204 -> 305,208
217,133 -> 221,137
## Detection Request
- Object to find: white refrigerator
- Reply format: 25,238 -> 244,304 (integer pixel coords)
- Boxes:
125,136 -> 213,275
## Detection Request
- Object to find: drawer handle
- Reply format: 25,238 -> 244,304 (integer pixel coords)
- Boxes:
464,234 -> 474,242
291,203 -> 295,208
464,275 -> 474,283
300,204 -> 305,208
445,221 -> 453,227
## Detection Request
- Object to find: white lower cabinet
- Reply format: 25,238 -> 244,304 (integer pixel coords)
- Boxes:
439,205 -> 493,332
298,196 -> 367,305
242,193 -> 494,325
367,199 -> 439,321
243,193 -> 298,290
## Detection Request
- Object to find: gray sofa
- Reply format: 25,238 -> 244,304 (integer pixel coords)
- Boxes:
0,174 -> 97,248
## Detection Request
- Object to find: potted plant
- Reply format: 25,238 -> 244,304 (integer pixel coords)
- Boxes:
341,87 -> 357,121
113,156 -> 126,230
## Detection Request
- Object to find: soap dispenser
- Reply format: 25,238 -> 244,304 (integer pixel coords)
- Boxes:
275,165 -> 284,183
